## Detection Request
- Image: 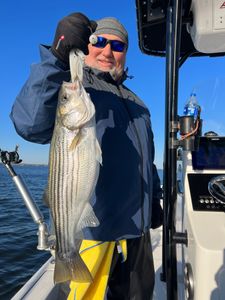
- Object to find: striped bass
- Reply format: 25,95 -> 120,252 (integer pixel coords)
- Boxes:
46,50 -> 102,283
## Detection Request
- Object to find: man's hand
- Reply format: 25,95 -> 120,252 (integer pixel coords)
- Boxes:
52,12 -> 97,65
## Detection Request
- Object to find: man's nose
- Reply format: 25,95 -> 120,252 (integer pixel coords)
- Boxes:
102,43 -> 113,56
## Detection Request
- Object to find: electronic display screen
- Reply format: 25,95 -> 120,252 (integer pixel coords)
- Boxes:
192,137 -> 225,170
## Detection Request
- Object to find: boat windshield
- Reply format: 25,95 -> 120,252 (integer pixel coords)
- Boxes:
180,77 -> 225,137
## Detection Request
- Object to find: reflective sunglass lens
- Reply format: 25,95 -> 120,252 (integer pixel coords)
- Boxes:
93,36 -> 126,52
111,41 -> 126,52
96,36 -> 107,48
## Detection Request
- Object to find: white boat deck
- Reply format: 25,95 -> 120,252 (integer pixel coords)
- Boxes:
151,226 -> 185,300
151,226 -> 167,300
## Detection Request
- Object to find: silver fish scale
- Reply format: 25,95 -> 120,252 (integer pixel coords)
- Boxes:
51,128 -> 71,256
73,128 -> 100,227
50,128 -> 76,257
48,109 -> 100,258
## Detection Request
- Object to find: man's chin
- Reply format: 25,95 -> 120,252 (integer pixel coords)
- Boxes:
96,64 -> 114,72
95,66 -> 121,80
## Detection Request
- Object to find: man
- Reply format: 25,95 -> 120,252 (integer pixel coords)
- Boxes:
10,13 -> 163,300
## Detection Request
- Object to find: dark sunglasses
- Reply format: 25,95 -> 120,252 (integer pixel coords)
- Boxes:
92,36 -> 126,52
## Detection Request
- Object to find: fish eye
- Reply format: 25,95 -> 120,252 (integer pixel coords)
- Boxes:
60,95 -> 68,103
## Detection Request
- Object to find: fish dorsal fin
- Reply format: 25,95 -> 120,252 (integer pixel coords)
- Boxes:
69,49 -> 85,83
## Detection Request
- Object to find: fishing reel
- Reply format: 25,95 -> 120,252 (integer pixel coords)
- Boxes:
0,145 -> 22,165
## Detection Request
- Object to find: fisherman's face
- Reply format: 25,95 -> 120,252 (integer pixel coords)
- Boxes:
85,33 -> 127,80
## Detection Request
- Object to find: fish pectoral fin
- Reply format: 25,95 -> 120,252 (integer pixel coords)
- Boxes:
69,131 -> 81,151
42,185 -> 50,207
95,140 -> 102,165
54,252 -> 93,283
77,203 -> 100,232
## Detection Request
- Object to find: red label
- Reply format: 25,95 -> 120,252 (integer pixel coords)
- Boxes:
220,2 -> 225,8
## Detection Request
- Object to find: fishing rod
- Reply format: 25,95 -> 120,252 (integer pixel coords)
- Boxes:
0,146 -> 50,251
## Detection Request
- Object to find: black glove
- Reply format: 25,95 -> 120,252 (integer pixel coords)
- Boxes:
151,202 -> 163,229
52,12 -> 97,65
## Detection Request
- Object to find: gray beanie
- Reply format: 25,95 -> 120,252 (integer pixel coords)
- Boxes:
94,17 -> 128,46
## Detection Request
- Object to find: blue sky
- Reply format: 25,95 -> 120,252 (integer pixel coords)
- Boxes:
1,1 -> 225,168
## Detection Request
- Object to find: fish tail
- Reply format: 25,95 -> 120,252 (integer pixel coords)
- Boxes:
54,252 -> 93,283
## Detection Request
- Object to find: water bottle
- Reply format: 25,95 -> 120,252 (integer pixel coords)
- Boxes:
183,92 -> 200,121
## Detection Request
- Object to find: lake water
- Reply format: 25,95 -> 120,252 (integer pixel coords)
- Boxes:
0,164 -> 50,299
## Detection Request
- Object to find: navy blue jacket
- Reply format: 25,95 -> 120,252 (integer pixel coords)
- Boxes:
10,45 -> 162,241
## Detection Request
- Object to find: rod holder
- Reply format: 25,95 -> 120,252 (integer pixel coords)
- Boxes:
179,116 -> 195,135
0,147 -> 50,251
37,222 -> 50,250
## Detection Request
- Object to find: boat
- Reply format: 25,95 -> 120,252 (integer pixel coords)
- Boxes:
3,0 -> 225,299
